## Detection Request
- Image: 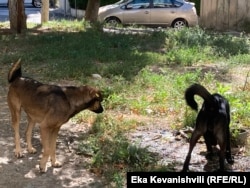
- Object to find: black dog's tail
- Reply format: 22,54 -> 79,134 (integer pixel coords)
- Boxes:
8,59 -> 22,83
185,83 -> 214,111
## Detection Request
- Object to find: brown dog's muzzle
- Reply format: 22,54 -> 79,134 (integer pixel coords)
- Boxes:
88,100 -> 104,114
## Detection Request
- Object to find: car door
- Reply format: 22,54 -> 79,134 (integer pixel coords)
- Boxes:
150,0 -> 182,26
122,0 -> 151,24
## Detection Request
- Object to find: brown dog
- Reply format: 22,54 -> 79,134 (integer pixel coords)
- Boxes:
7,59 -> 104,172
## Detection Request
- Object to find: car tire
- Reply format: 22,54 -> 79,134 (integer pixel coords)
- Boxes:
105,17 -> 121,26
32,0 -> 42,8
172,19 -> 187,29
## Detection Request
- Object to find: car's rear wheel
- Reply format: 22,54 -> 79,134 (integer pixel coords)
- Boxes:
32,0 -> 42,8
172,19 -> 188,29
105,17 -> 121,26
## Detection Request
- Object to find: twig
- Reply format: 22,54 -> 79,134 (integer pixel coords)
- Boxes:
243,71 -> 249,91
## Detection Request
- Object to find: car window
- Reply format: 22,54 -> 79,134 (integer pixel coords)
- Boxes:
126,0 -> 150,9
153,0 -> 183,8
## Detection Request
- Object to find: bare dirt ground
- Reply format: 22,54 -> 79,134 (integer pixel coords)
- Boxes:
0,64 -> 250,188
128,123 -> 250,172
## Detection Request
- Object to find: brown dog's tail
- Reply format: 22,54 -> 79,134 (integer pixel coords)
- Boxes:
185,83 -> 213,111
8,59 -> 22,83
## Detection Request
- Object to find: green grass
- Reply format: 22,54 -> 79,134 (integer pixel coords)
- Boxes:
1,21 -> 250,187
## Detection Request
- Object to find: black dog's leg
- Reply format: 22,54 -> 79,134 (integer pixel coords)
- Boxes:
226,151 -> 234,164
217,139 -> 226,171
225,100 -> 234,165
182,130 -> 203,172
204,131 -> 215,159
225,126 -> 234,164
216,124 -> 228,171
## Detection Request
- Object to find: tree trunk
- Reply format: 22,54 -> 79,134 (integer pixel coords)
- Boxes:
85,0 -> 100,23
9,0 -> 27,33
41,0 -> 50,23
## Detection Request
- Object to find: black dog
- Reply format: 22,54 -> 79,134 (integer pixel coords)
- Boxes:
182,83 -> 234,172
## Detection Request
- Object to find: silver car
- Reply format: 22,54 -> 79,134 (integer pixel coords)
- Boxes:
98,0 -> 198,29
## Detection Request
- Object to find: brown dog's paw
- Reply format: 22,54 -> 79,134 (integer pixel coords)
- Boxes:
15,152 -> 24,158
39,164 -> 48,173
27,147 -> 37,154
39,167 -> 46,173
52,161 -> 62,168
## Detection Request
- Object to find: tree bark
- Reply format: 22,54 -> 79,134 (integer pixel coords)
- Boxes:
85,0 -> 100,23
9,0 -> 27,33
41,0 -> 49,23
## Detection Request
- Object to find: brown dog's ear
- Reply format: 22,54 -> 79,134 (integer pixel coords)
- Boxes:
89,87 -> 103,101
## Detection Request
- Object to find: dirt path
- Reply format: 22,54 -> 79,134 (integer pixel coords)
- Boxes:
0,82 -> 106,187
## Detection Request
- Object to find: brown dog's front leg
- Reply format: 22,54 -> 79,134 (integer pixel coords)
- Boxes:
12,117 -> 23,158
14,132 -> 23,158
8,101 -> 23,158
26,118 -> 37,154
39,127 -> 51,173
50,127 -> 62,168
